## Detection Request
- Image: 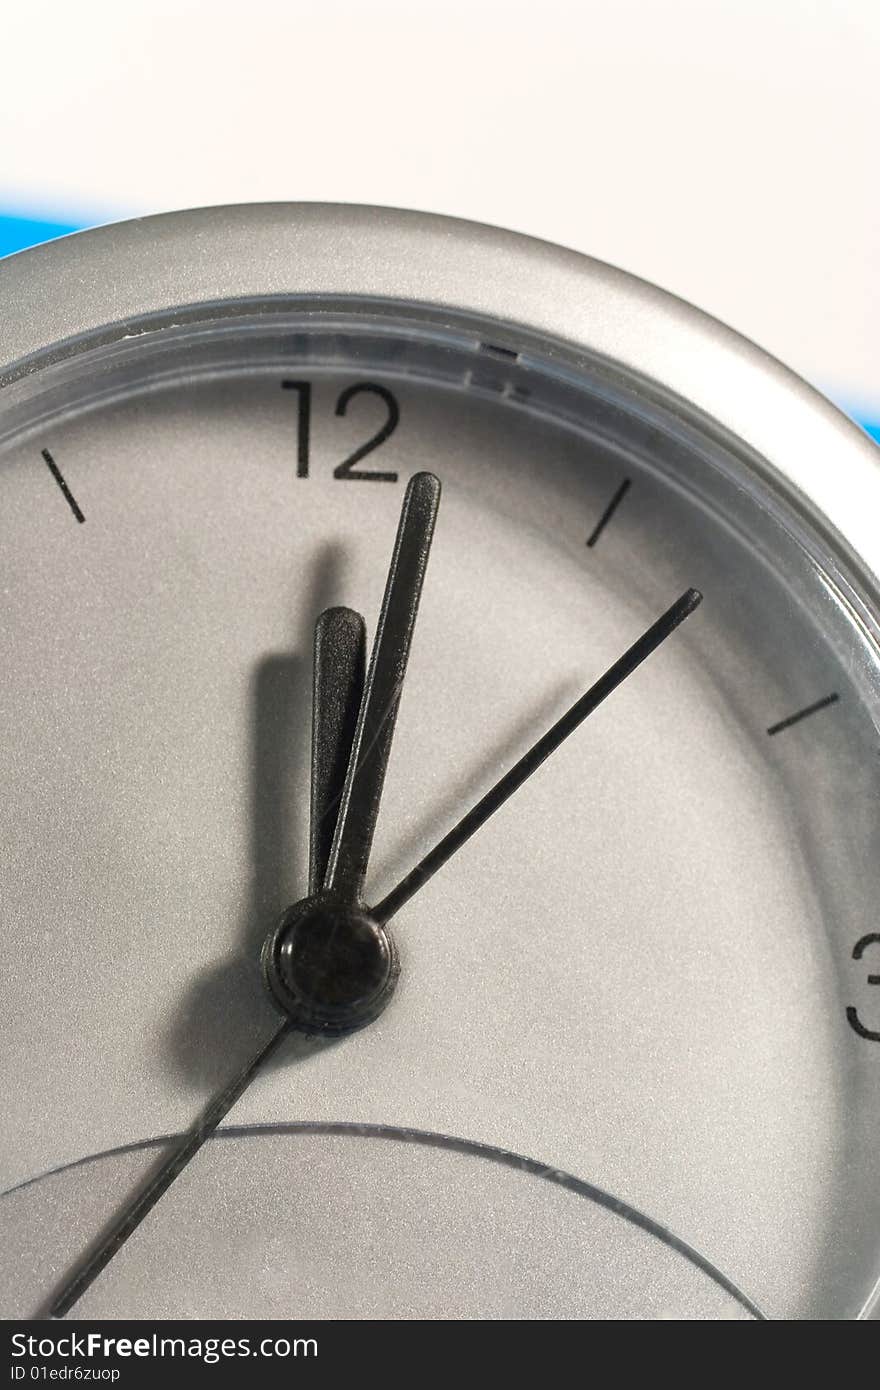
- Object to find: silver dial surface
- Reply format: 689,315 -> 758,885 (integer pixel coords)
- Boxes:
0,208 -> 878,1321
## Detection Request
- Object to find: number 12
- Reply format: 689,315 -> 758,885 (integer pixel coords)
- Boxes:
282,380 -> 400,482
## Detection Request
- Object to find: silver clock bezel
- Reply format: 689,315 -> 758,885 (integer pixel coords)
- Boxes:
2,205 -> 880,1321
2,201 -> 878,600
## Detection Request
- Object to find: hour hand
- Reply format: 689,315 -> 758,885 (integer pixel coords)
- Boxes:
309,607 -> 367,895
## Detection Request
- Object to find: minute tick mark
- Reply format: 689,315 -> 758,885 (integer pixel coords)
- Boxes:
41,448 -> 85,523
586,478 -> 630,548
767,692 -> 839,736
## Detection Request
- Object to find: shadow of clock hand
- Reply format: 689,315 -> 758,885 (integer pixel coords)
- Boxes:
47,546 -> 359,1320
164,543 -> 348,1094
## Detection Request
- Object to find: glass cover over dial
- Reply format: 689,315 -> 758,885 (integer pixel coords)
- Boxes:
0,208 -> 878,1321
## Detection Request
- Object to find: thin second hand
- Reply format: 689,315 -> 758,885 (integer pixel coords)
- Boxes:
373,588 -> 703,925
48,1020 -> 292,1319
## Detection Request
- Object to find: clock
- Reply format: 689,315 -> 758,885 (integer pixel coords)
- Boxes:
1,204 -> 878,1320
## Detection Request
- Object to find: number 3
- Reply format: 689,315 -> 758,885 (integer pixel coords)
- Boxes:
847,933 -> 880,1041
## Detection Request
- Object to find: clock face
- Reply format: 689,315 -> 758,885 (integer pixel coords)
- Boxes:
0,209 -> 879,1322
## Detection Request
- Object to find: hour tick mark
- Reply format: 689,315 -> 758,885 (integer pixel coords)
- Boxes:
586,478 -> 630,548
767,692 -> 839,736
41,448 -> 85,523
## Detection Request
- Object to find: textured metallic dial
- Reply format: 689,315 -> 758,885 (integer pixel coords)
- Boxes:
0,207 -> 878,1320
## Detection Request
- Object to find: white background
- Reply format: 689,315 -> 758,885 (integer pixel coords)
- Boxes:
1,0 -> 878,415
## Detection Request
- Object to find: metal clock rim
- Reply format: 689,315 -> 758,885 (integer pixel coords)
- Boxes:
1,200 -> 878,588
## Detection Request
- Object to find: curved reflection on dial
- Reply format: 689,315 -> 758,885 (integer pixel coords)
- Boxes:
1,1123 -> 764,1320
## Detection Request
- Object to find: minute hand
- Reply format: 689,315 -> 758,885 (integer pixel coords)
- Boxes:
324,471 -> 441,903
372,587 -> 702,925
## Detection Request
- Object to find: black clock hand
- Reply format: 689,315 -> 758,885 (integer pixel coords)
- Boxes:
48,1019 -> 291,1319
48,604 -> 369,1319
309,607 -> 367,894
323,471 -> 440,903
372,588 -> 702,924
